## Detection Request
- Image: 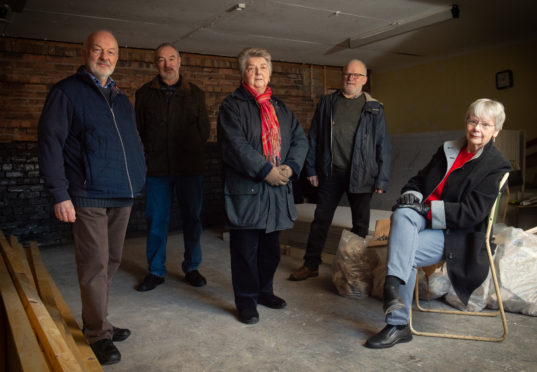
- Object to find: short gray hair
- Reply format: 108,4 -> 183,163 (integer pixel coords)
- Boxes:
155,42 -> 181,61
237,47 -> 272,75
466,98 -> 506,131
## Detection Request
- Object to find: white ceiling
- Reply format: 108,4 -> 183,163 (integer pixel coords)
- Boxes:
2,0 -> 537,71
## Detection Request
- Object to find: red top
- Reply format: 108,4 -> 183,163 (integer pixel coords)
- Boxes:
425,148 -> 475,219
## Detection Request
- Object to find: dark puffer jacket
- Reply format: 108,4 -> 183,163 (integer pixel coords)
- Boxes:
402,138 -> 511,304
305,91 -> 391,193
38,66 -> 147,203
217,86 -> 308,232
135,76 -> 210,176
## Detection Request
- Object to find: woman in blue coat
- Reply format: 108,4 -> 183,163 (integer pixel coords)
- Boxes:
217,47 -> 308,324
366,98 -> 511,348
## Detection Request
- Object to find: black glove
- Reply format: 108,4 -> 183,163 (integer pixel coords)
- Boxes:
395,203 -> 430,216
396,193 -> 420,205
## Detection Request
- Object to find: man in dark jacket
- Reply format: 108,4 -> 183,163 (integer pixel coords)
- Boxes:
38,30 -> 146,365
135,43 -> 210,291
289,59 -> 391,281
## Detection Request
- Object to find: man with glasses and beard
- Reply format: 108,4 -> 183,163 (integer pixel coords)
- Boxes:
289,59 -> 391,281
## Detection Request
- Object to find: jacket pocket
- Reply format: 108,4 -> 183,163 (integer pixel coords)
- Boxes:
224,177 -> 261,227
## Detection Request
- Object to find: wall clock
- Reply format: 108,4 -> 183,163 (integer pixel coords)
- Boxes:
496,70 -> 513,90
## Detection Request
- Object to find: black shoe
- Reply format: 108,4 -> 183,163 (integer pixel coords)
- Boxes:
365,324 -> 412,349
238,308 -> 259,324
90,339 -> 121,365
185,270 -> 207,287
136,273 -> 164,292
112,327 -> 131,342
383,284 -> 404,315
258,294 -> 287,309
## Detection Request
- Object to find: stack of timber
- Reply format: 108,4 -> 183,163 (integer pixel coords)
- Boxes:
0,229 -> 103,372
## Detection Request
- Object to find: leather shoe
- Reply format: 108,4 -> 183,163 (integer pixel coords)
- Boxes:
383,284 -> 404,315
365,324 -> 412,349
185,270 -> 207,287
238,307 -> 259,324
90,339 -> 121,365
112,327 -> 131,342
258,294 -> 287,309
288,266 -> 319,281
136,273 -> 164,292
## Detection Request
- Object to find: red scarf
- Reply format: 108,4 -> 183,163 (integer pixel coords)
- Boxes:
424,148 -> 475,219
242,82 -> 281,165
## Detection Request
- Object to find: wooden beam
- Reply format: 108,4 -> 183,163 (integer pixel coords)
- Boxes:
27,242 -> 102,372
0,254 -> 50,371
0,234 -> 84,372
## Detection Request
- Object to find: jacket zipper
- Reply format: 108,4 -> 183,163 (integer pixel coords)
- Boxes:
99,89 -> 134,198
329,94 -> 336,173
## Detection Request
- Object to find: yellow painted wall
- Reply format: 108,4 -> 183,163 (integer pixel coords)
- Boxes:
372,38 -> 537,141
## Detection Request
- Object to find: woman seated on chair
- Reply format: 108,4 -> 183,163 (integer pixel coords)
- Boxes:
365,98 -> 511,349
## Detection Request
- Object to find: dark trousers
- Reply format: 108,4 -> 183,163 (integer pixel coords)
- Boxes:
73,206 -> 132,344
304,170 -> 372,269
229,229 -> 281,310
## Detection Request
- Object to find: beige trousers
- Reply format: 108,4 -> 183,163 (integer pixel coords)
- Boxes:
73,206 -> 132,344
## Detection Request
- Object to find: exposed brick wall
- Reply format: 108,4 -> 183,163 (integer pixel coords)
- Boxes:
0,37 -> 336,245
0,37 -> 335,142
0,141 -> 72,245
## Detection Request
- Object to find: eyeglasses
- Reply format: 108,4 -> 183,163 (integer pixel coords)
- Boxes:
466,118 -> 495,130
343,73 -> 366,80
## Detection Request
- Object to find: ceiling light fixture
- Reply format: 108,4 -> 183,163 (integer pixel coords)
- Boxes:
348,4 -> 459,49
228,3 -> 246,12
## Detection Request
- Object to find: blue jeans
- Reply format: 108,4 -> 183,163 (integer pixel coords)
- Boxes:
386,207 -> 445,325
145,175 -> 203,277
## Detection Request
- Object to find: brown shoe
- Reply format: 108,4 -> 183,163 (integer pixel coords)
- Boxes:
288,266 -> 319,281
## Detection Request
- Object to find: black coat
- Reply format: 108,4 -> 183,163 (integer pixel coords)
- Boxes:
305,91 -> 391,193
135,76 -> 210,176
217,86 -> 308,232
403,138 -> 511,304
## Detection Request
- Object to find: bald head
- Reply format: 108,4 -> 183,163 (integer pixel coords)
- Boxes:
82,30 -> 119,86
344,59 -> 367,72
342,59 -> 368,98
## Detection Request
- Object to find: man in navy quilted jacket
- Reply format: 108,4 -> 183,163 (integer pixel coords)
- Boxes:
38,30 -> 146,365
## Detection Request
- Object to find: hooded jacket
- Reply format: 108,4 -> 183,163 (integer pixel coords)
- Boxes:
304,91 -> 391,193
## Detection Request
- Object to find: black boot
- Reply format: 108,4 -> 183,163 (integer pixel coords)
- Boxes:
383,275 -> 404,315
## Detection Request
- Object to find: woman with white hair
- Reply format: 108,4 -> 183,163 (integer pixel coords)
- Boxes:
217,47 -> 308,324
366,98 -> 511,348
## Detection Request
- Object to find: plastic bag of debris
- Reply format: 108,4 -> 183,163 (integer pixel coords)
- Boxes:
445,270 -> 492,312
417,263 -> 450,301
486,224 -> 537,316
332,229 -> 379,299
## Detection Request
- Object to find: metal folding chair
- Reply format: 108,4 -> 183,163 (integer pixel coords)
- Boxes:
409,172 -> 509,342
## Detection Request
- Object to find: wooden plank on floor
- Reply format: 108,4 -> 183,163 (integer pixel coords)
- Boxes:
0,254 -> 50,371
0,233 -> 84,372
27,242 -> 103,372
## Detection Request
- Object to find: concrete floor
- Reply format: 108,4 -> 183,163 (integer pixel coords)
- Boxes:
40,230 -> 537,372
